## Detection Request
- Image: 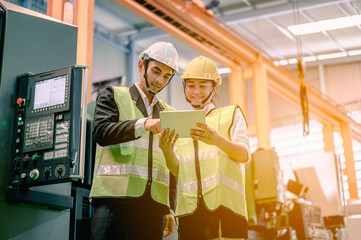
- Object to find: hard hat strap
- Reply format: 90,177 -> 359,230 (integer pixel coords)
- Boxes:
143,56 -> 175,95
182,80 -> 216,108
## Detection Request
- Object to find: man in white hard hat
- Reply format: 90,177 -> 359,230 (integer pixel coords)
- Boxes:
89,42 -> 179,240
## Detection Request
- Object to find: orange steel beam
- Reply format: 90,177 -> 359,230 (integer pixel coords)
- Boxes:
229,67 -> 246,112
253,56 -> 270,149
323,125 -> 335,152
48,0 -> 94,103
74,0 -> 94,103
341,122 -> 358,198
114,0 -> 257,69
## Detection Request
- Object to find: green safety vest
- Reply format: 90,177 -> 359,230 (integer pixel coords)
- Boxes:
89,87 -> 175,207
175,105 -> 248,219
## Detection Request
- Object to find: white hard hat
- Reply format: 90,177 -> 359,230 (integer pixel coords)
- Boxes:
139,42 -> 179,73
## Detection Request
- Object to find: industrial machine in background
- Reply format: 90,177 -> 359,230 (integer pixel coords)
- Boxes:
9,66 -> 87,188
0,2 -> 94,239
6,65 -> 88,209
246,149 -> 335,240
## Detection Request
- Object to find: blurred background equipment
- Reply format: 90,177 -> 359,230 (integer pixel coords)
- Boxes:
286,178 -> 308,199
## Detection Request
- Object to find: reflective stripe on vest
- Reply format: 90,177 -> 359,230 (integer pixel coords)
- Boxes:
102,138 -> 162,153
95,164 -> 169,184
178,170 -> 244,194
90,86 -> 175,207
175,105 -> 247,218
180,148 -> 246,174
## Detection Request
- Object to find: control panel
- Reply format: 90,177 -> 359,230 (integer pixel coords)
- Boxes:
10,66 -> 87,187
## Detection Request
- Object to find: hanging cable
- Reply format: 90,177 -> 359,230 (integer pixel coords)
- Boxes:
292,0 -> 309,136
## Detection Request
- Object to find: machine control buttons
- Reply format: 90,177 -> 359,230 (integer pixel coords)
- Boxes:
21,173 -> 27,179
29,169 -> 39,181
32,153 -> 39,161
14,157 -> 20,167
23,116 -> 54,152
55,114 -> 63,121
55,165 -> 66,178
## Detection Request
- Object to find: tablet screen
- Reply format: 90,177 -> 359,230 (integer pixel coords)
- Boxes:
160,110 -> 205,138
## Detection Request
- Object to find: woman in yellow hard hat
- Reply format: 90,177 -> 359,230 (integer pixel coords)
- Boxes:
159,56 -> 251,239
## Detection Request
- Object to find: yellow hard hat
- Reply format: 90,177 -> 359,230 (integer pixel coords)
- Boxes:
181,56 -> 222,86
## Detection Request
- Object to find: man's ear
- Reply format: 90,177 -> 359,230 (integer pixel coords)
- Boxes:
138,60 -> 144,72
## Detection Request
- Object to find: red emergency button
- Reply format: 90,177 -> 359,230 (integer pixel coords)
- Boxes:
17,98 -> 25,106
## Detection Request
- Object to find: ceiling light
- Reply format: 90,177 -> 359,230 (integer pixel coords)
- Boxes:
218,67 -> 231,74
317,52 -> 347,60
348,49 -> 361,56
272,48 -> 361,67
302,56 -> 317,62
279,60 -> 288,65
288,58 -> 298,64
288,14 -> 361,35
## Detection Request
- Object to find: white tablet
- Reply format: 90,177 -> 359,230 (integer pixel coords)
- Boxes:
160,110 -> 205,138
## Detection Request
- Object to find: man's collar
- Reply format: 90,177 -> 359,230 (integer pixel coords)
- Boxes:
135,82 -> 158,106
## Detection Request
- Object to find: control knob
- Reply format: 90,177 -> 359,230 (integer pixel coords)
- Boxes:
29,169 -> 39,181
44,169 -> 51,178
55,165 -> 66,178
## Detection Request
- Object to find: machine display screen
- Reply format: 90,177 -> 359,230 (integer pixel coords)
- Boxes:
34,75 -> 66,110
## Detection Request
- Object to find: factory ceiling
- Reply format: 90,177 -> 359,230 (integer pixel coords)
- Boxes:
94,0 -> 361,71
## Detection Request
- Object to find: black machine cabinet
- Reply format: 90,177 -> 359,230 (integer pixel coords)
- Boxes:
289,202 -> 330,240
9,66 -> 88,187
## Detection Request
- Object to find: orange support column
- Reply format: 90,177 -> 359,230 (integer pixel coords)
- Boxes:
252,56 -> 270,149
340,121 -> 358,198
323,124 -> 335,152
74,0 -> 94,103
48,0 -> 94,103
229,67 -> 246,114
47,0 -> 68,20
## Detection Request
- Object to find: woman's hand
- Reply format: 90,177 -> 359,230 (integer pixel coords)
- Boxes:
158,128 -> 178,154
190,123 -> 221,146
192,123 -> 249,162
158,128 -> 179,176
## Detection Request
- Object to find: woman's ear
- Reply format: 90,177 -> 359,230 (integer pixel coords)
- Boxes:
213,84 -> 218,92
